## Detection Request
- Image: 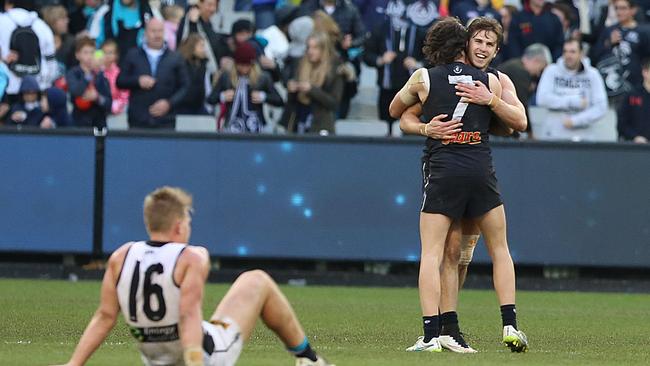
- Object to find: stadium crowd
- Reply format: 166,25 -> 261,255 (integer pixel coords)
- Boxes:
0,0 -> 648,142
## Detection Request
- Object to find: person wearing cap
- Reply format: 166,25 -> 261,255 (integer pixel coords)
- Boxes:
207,41 -> 283,133
6,75 -> 53,128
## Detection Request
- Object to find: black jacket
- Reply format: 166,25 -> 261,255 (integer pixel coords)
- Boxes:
116,47 -> 190,128
66,66 -> 112,128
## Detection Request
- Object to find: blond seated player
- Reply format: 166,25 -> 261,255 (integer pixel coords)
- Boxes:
52,187 -> 333,366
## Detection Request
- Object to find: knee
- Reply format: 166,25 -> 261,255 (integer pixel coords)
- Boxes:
444,244 -> 461,265
238,269 -> 273,290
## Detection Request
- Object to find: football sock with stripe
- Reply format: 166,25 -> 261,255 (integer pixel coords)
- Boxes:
288,337 -> 318,361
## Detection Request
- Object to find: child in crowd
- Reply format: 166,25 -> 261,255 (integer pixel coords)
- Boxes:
7,76 -> 54,128
66,37 -> 112,128
162,5 -> 184,51
100,40 -> 130,114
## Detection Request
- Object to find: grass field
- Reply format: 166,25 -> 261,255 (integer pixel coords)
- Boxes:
1,279 -> 649,365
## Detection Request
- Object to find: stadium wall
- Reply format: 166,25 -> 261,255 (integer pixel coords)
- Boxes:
1,129 -> 649,267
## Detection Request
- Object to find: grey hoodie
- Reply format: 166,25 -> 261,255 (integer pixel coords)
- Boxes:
536,57 -> 609,140
0,8 -> 57,95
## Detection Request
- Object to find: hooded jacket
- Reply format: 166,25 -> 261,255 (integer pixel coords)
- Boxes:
0,8 -> 57,95
536,57 -> 608,139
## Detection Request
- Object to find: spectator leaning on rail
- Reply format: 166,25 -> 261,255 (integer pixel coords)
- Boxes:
116,18 -> 190,129
535,39 -> 608,141
616,58 -> 650,143
0,0 -> 57,104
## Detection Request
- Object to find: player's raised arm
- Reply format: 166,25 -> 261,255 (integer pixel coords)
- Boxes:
389,68 -> 429,119
53,245 -> 128,366
177,246 -> 210,366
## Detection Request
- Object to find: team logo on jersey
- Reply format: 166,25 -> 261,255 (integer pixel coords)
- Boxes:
453,65 -> 463,74
442,131 -> 482,145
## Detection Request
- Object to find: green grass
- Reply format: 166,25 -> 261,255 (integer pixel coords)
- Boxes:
1,279 -> 649,365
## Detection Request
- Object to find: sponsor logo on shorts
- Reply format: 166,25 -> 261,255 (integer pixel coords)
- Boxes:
442,131 -> 482,145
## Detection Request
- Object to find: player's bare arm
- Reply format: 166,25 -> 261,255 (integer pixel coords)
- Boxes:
54,244 -> 130,366
455,72 -> 527,132
176,246 -> 210,366
400,104 -> 463,139
389,68 -> 429,118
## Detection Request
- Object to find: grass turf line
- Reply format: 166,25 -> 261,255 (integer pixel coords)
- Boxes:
1,279 -> 649,365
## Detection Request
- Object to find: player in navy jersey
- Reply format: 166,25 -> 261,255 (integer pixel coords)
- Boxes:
398,17 -> 529,354
53,187 -> 333,366
389,17 -> 528,354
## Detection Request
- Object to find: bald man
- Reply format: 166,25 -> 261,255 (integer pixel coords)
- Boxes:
117,18 -> 190,129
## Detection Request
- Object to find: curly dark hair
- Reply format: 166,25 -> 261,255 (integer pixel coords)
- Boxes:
422,17 -> 468,66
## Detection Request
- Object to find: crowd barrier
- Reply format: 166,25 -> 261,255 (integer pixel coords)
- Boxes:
1,129 -> 648,267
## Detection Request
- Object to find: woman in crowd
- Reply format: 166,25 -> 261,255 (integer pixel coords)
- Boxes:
177,34 -> 211,115
280,32 -> 343,134
207,42 -> 283,133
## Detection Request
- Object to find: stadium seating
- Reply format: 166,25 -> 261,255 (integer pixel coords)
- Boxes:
335,119 -> 389,137
528,106 -> 618,142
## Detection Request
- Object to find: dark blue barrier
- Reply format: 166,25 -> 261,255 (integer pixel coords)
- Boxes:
103,133 -> 650,267
0,130 -> 95,253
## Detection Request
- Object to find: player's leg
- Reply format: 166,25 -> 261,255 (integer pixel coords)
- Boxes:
438,221 -> 477,353
407,212 -> 451,352
209,270 -> 331,364
458,218 -> 481,289
476,205 -> 528,352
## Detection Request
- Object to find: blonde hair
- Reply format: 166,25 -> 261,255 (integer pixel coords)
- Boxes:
297,32 -> 334,104
229,62 -> 262,89
143,187 -> 193,234
41,5 -> 68,32
312,10 -> 341,45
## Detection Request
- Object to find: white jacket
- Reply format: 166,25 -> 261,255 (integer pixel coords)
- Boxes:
536,57 -> 609,140
0,8 -> 57,94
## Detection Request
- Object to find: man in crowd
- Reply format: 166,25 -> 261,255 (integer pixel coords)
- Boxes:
117,18 -> 189,129
536,39 -> 608,141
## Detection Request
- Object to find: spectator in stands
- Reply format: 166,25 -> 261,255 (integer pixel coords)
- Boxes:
97,0 -> 153,59
591,0 -> 650,101
536,39 -> 608,141
352,0 -> 389,33
162,5 -> 184,51
117,18 -> 190,129
508,0 -> 565,60
69,0 -> 108,37
207,42 -> 283,132
494,4 -> 518,65
551,2 -> 581,41
42,86 -> 72,127
177,34 -> 210,115
300,0 -> 366,119
280,32 -> 344,134
100,39 -> 129,115
0,53 -> 8,123
253,0 -> 277,30
498,43 -> 552,137
364,3 -> 425,126
0,0 -> 57,104
230,18 -> 281,81
616,58 -> 650,143
7,75 -> 54,128
452,0 -> 501,26
42,5 -> 76,77
282,15 -> 314,84
66,37 -> 111,128
177,0 -> 232,75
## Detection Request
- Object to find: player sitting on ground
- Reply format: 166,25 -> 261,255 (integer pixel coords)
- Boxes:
52,186 -> 333,366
